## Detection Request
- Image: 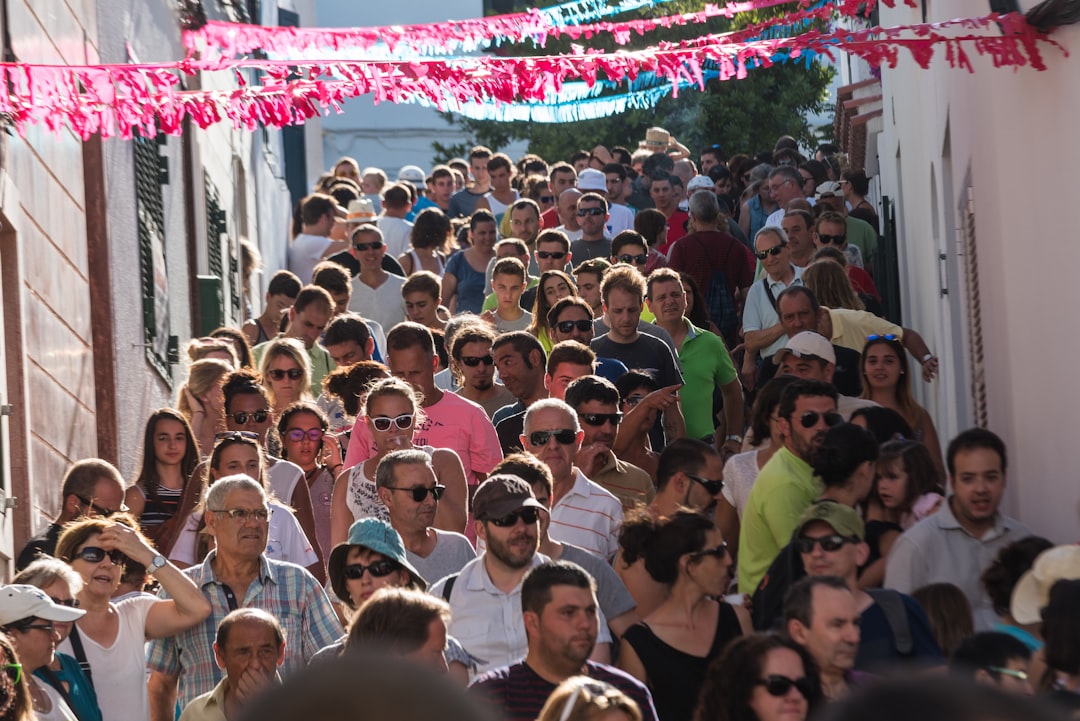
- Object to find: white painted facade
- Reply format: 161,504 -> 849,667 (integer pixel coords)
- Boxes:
861,2 -> 1080,542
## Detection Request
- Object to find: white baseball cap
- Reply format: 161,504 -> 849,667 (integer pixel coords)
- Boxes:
774,331 -> 836,366
577,168 -> 607,192
397,165 -> 426,188
0,585 -> 85,626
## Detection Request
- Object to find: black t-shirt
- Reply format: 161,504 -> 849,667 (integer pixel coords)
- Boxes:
590,333 -> 683,388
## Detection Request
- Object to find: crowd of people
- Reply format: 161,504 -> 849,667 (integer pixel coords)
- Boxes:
1,128 -> 1074,721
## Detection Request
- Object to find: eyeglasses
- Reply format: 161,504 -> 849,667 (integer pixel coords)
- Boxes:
50,597 -> 79,609
354,240 -> 384,251
2,663 -> 21,684
756,674 -> 815,698
617,254 -> 648,265
579,413 -> 622,427
767,178 -> 793,193
798,410 -> 843,429
371,414 -> 414,432
866,334 -> 900,343
540,195 -> 555,203
556,319 -> 593,334
987,666 -> 1029,681
460,354 -> 494,367
687,474 -> 724,496
72,495 -> 126,518
19,623 -> 55,635
623,394 -> 646,408
342,560 -> 400,580
527,429 -> 577,446
577,207 -> 605,217
693,542 -> 729,559
488,507 -> 540,527
229,411 -> 269,425
816,234 -> 846,245
384,484 -> 446,502
754,244 -> 787,260
795,534 -> 858,554
536,251 -> 566,260
267,368 -> 304,381
285,428 -> 322,443
75,546 -> 127,566
211,507 -> 272,523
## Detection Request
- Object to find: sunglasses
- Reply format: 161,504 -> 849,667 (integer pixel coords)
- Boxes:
267,368 -> 303,381
693,542 -> 729,559
371,414 -> 414,432
867,334 -> 900,343
354,241 -> 384,252
76,546 -> 127,565
211,507 -> 272,523
385,484 -> 446,502
528,429 -> 577,446
579,413 -> 622,427
342,560 -> 400,580
556,319 -> 593,334
816,234 -> 846,245
460,354 -> 494,367
536,251 -> 566,260
50,597 -> 79,609
285,428 -> 322,443
577,207 -> 605,217
754,244 -> 787,260
687,474 -> 724,496
617,254 -> 648,265
488,507 -> 540,527
72,495 -> 126,518
2,663 -> 20,685
229,411 -> 269,425
540,195 -> 555,203
623,394 -> 646,408
757,674 -> 815,698
798,410 -> 843,429
796,534 -> 857,554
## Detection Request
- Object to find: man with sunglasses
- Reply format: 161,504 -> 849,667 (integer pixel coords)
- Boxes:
17,459 -> 127,572
578,166 -> 632,237
451,325 -> 515,419
774,331 -> 878,421
521,399 -> 623,561
376,450 -> 475,585
252,285 -> 337,398
347,224 -> 407,333
813,211 -> 864,270
738,379 -> 840,593
741,226 -> 803,390
569,193 -> 612,263
813,185 -> 878,268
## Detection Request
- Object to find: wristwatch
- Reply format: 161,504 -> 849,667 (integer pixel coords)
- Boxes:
725,434 -> 743,444
147,554 -> 167,574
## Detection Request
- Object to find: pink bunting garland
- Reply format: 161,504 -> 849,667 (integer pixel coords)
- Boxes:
0,11 -> 1061,140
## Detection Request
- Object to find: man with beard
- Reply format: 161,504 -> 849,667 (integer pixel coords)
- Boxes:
469,561 -> 657,721
738,379 -> 840,593
431,476 -> 610,675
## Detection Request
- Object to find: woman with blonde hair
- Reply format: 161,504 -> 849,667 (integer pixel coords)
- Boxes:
801,260 -> 863,311
177,358 -> 232,456
259,337 -> 312,416
538,677 -> 642,721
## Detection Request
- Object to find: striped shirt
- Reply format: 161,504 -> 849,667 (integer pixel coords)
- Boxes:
550,469 -> 623,561
146,552 -> 342,710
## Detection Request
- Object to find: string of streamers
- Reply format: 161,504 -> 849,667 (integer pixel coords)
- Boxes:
0,11 -> 1058,140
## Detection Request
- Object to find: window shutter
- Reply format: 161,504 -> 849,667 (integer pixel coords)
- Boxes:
134,134 -> 174,382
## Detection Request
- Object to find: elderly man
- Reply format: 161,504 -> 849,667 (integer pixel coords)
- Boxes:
178,609 -> 286,721
147,476 -> 342,721
521,399 -> 622,561
784,576 -> 862,701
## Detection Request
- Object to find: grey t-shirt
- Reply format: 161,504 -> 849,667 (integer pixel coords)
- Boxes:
590,332 -> 683,388
407,529 -> 476,586
560,543 -> 637,622
571,237 -> 612,263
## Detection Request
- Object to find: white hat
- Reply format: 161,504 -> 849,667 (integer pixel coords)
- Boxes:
397,165 -> 426,188
346,198 -> 377,224
686,175 -> 714,193
0,584 -> 85,626
815,181 -> 843,199
577,168 -> 606,192
774,331 -> 836,366
1010,545 -> 1080,625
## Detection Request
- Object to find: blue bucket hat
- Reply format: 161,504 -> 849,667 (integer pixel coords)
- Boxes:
328,517 -> 427,607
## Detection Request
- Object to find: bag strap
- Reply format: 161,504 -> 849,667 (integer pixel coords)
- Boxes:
762,277 -> 780,313
441,573 -> 459,603
867,588 -> 914,655
67,624 -> 94,690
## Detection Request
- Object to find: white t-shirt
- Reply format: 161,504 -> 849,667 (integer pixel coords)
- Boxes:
36,681 -> 78,721
267,459 -> 304,506
169,501 -> 319,568
605,203 -> 635,237
377,216 -> 413,259
57,595 -> 156,721
349,274 -> 407,335
288,233 -> 332,284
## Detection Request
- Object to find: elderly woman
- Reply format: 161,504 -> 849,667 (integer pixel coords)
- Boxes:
11,560 -> 101,721
54,517 -> 211,721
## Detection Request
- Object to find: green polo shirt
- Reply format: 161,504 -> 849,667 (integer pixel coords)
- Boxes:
675,319 -> 737,439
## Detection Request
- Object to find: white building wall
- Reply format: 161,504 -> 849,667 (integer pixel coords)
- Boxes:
876,1 -> 1080,542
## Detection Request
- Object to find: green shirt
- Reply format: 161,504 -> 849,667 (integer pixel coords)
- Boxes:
737,446 -> 823,593
676,319 -> 737,439
251,335 -> 335,398
845,215 -> 878,264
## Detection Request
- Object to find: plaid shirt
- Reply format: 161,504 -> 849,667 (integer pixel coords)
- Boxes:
146,552 -> 342,710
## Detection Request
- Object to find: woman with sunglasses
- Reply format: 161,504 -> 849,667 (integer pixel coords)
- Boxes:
618,511 -> 750,721
124,409 -> 200,551
0,632 -> 33,721
12,559 -> 101,721
176,358 -> 232,457
330,378 -> 467,546
632,209 -> 671,275
858,334 -> 945,480
529,270 -> 577,353
694,633 -> 821,721
54,517 -> 211,721
538,677 -> 642,721
259,337 -> 312,417
442,210 -> 497,315
279,402 -> 342,572
169,433 -> 322,578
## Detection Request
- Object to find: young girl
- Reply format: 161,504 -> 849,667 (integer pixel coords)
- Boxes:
125,409 -> 200,550
278,402 -> 342,569
528,270 -> 577,353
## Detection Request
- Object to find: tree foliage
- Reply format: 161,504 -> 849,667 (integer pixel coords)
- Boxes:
433,0 -> 834,163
